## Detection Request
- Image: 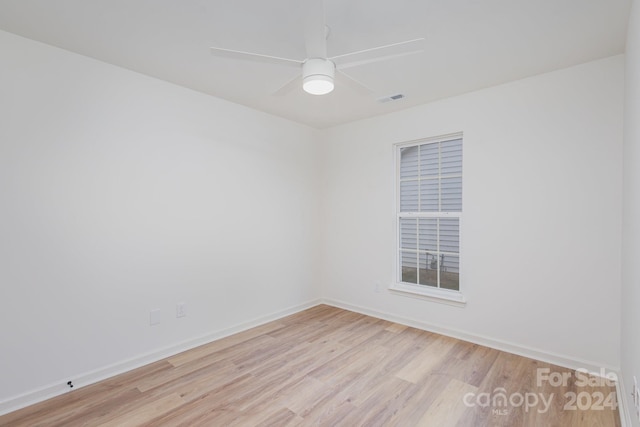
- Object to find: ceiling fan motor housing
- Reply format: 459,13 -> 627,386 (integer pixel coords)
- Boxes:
302,58 -> 336,95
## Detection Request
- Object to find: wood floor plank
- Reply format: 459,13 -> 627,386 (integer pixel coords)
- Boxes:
252,407 -> 299,427
167,321 -> 287,368
385,373 -> 454,427
279,376 -> 335,417
159,361 -> 243,403
385,322 -> 408,334
417,379 -> 478,426
395,334 -> 458,383
95,392 -> 185,427
298,395 -> 359,426
438,343 -> 501,387
349,376 -> 418,427
0,305 -> 620,427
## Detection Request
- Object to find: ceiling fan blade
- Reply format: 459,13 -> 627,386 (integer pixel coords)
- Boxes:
303,0 -> 327,58
330,38 -> 425,69
336,70 -> 373,96
272,75 -> 303,96
210,46 -> 301,67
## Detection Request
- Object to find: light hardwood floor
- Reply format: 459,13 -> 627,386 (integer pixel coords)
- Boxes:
0,305 -> 621,426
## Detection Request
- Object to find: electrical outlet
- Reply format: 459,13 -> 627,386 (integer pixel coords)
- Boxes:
150,309 -> 160,326
375,281 -> 381,293
176,302 -> 187,318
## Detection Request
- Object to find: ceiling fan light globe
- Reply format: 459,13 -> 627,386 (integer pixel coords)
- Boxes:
302,58 -> 335,95
303,75 -> 334,95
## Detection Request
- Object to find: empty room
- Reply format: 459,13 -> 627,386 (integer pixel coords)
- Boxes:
1,0 -> 639,426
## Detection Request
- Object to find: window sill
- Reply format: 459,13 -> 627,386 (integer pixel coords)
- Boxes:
389,283 -> 466,307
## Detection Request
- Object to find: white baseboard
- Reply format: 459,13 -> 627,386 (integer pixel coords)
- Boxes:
0,298 -> 322,416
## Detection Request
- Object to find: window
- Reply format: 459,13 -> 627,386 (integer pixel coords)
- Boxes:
392,134 -> 464,305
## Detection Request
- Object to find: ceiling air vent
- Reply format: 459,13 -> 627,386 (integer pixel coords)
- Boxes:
378,94 -> 405,103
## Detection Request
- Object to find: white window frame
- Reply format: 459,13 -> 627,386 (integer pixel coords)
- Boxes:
389,133 -> 466,307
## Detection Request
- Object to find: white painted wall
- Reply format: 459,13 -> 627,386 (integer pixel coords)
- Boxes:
622,0 -> 640,425
0,30 -> 320,406
319,56 -> 624,369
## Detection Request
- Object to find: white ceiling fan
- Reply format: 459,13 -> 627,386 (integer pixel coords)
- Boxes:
210,0 -> 425,96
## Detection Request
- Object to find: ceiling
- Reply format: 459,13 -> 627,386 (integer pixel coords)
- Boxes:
0,0 -> 631,128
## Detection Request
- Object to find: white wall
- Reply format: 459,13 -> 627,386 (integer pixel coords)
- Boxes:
0,30 -> 320,407
622,0 -> 640,425
319,56 -> 624,370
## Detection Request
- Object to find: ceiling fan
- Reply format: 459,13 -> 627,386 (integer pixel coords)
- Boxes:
210,0 -> 425,96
